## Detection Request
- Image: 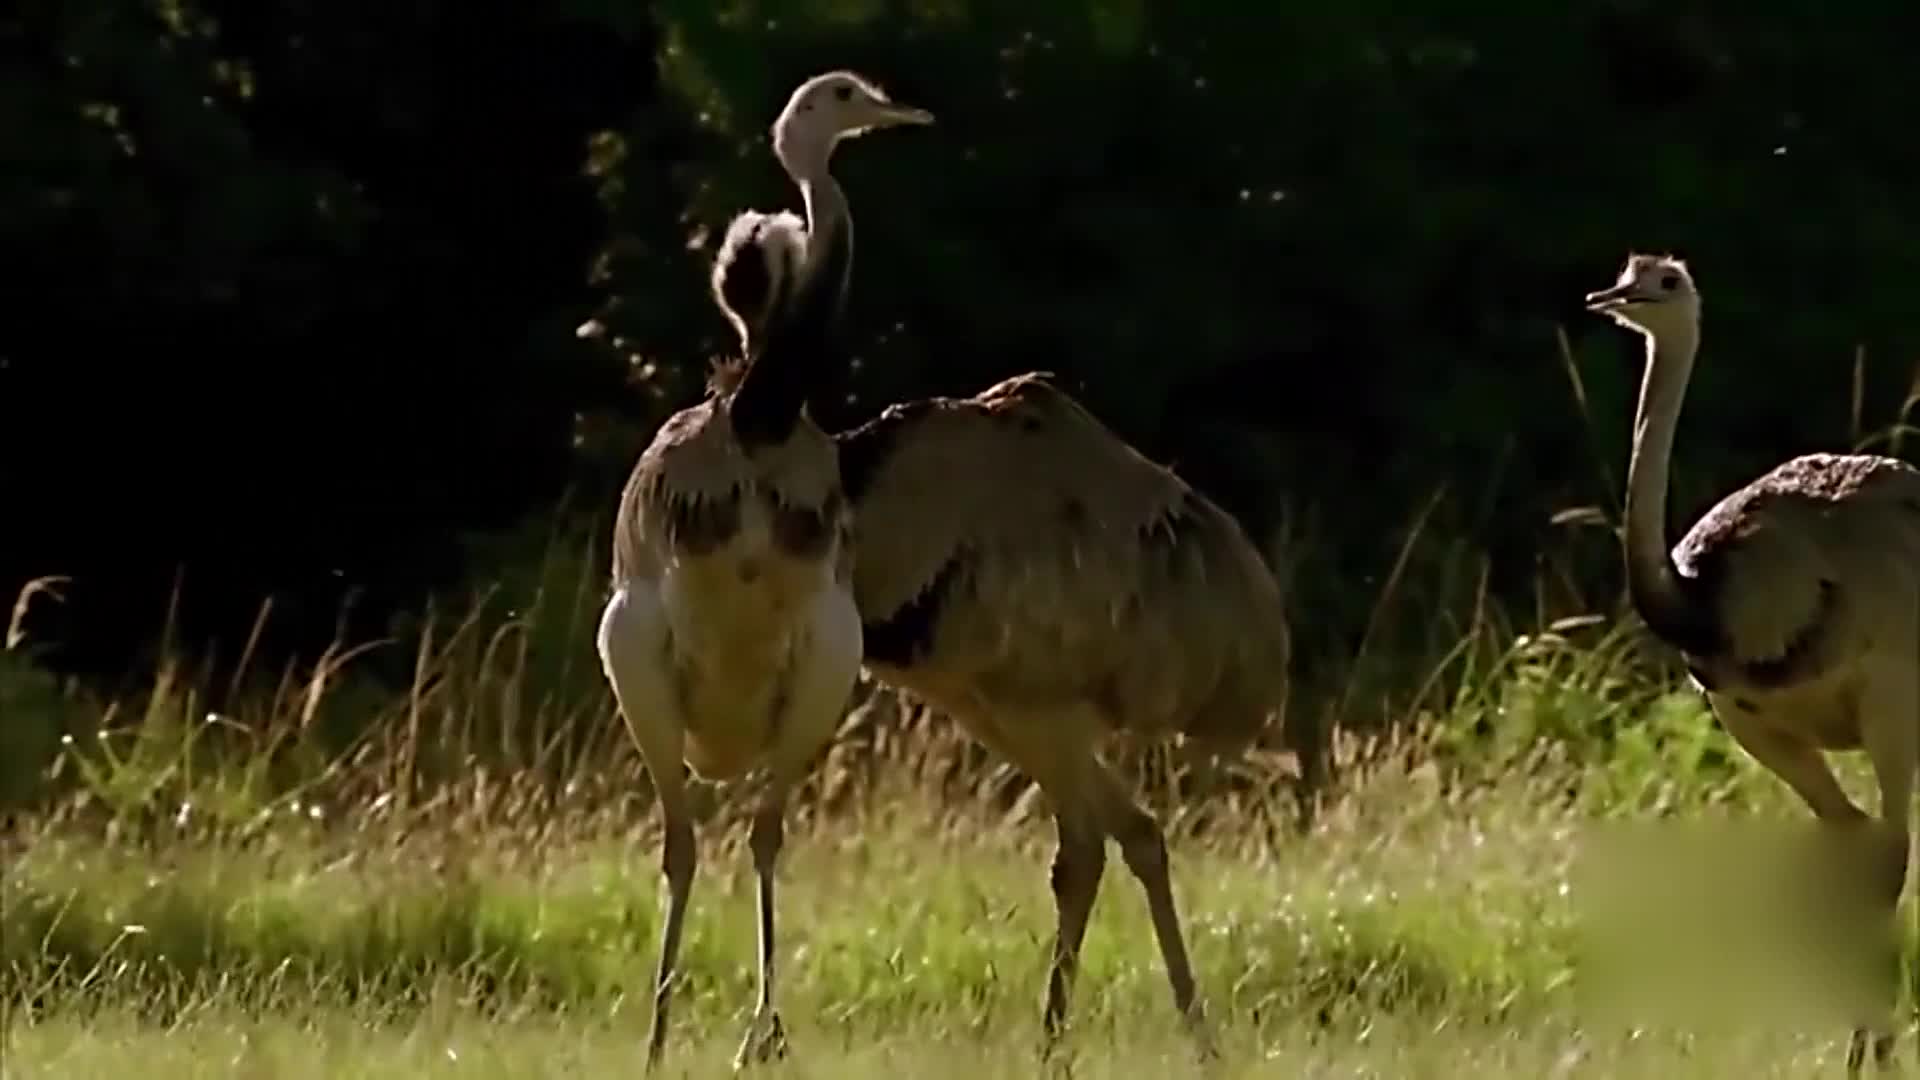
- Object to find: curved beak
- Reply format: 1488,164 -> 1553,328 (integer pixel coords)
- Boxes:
1583,282 -> 1638,313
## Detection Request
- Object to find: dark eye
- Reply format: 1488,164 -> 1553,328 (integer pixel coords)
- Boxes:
833,85 -> 853,102
1659,274 -> 1680,291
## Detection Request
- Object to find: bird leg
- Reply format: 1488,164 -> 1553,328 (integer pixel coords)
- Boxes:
647,807 -> 697,1070
734,796 -> 792,1071
1091,765 -> 1216,1060
1041,812 -> 1106,1058
1714,698 -> 1884,1050
992,714 -> 1214,1062
595,588 -> 697,1071
1713,702 -> 1870,826
1843,823 -> 1905,1079
1841,828 -> 1905,1077
1850,676 -> 1917,1079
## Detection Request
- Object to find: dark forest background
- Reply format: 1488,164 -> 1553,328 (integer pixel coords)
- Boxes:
6,0 -> 1920,719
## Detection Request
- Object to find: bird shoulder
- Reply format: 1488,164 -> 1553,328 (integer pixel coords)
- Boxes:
634,399 -> 751,509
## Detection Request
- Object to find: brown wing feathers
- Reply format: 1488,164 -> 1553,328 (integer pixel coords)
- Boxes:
1673,453 -> 1920,685
836,371 -> 1288,745
610,211 -> 844,585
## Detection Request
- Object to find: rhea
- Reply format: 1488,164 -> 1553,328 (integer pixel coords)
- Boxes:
838,376 -> 1291,1055
594,70 -> 931,1071
707,85 -> 1287,1054
723,324 -> 1289,1049
1586,253 -> 1920,1075
702,387 -> 1288,1052
711,196 -> 1292,1050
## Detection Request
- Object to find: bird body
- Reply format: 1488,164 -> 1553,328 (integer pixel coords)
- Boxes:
841,372 -> 1288,750
832,370 -> 1289,1053
701,77 -> 1282,1057
610,397 -> 853,780
1668,451 -> 1920,708
594,70 -> 932,1071
1586,253 -> 1920,1074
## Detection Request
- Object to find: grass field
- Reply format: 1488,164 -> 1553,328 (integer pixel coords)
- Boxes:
2,577 -> 1914,1077
4,763 -> 1902,1079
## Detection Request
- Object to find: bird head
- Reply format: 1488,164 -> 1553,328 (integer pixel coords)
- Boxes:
1584,253 -> 1700,339
772,71 -> 934,174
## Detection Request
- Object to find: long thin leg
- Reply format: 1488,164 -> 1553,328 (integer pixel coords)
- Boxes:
1850,662 -> 1917,1077
1719,699 -> 1894,1075
1041,807 -> 1106,1053
730,587 -> 860,1070
649,800 -> 697,1069
962,715 -> 1110,1056
596,586 -> 696,1071
980,704 -> 1213,1061
735,799 -> 792,1070
1088,763 -> 1214,1057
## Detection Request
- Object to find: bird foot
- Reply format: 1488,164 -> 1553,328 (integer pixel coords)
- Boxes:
1037,1022 -> 1074,1078
1185,1011 -> 1221,1067
732,1010 -> 788,1072
644,1020 -> 669,1072
1847,1026 -> 1899,1077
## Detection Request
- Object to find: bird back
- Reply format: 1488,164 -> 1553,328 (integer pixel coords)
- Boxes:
1677,453 -> 1920,675
838,373 -> 1288,746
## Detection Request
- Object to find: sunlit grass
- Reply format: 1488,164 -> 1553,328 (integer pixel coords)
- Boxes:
5,744 -> 1908,1078
2,569 -> 1911,1077
7,1006 -> 1884,1079
3,751 -> 1573,1021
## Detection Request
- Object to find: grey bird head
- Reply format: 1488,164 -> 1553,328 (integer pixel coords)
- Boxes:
772,70 -> 934,174
1584,253 -> 1700,339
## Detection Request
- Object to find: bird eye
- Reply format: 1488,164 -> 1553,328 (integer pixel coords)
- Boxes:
833,85 -> 853,102
1659,273 -> 1680,291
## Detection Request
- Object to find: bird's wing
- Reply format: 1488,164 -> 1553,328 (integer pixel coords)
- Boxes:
835,372 -> 1192,633
1678,454 -> 1920,666
1681,501 -> 1833,667
836,371 -> 1289,742
612,400 -> 751,582
637,399 -> 747,503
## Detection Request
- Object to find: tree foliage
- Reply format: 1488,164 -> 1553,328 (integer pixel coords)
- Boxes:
2,0 -> 660,673
8,0 -> 1920,685
588,0 -> 1920,670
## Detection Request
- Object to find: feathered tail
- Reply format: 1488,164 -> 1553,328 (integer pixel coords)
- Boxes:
710,210 -> 808,357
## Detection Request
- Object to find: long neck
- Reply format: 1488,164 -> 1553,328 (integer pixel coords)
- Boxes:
798,174 -> 853,321
1622,315 -> 1717,651
730,153 -> 854,450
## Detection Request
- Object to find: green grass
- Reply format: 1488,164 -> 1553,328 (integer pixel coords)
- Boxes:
2,574 -> 1913,1077
5,1009 -> 1877,1079
4,741 -> 1909,1078
3,757 -> 1566,1025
